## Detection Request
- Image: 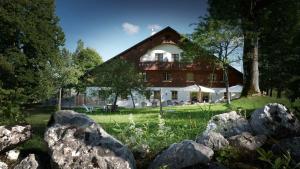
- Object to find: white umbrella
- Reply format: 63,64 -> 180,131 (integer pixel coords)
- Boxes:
199,85 -> 216,93
219,85 -> 243,93
183,85 -> 215,93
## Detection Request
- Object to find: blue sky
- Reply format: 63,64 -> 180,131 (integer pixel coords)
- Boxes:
55,0 -> 208,61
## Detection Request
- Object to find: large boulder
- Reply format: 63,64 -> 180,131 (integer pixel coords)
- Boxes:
228,132 -> 267,151
44,110 -> 136,169
196,132 -> 229,151
0,125 -> 31,153
203,111 -> 252,138
148,140 -> 213,169
14,154 -> 39,169
272,137 -> 300,162
250,103 -> 300,138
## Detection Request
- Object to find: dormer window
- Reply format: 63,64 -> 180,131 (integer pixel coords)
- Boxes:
172,54 -> 180,62
155,53 -> 164,62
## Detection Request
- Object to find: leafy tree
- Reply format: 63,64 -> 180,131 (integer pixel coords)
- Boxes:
0,0 -> 64,122
258,0 -> 300,98
184,18 -> 243,104
207,0 -> 273,96
54,48 -> 83,110
73,40 -> 103,94
92,59 -> 146,111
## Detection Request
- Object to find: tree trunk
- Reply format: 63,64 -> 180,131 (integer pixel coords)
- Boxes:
241,33 -> 261,96
277,88 -> 282,98
112,93 -> 118,112
58,88 -> 62,111
250,36 -> 261,94
130,91 -> 135,109
159,88 -> 163,115
224,68 -> 231,104
270,88 -> 273,97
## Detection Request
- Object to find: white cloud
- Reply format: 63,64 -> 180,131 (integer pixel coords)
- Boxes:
122,22 -> 140,35
147,24 -> 161,32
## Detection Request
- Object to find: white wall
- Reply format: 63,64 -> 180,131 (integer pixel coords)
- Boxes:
140,44 -> 183,62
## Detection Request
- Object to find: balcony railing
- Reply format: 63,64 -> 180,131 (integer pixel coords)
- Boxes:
138,61 -> 204,70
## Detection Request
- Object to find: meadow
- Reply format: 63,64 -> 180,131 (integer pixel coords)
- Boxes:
21,96 -> 299,157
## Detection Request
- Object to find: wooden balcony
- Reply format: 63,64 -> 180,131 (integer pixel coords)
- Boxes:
138,61 -> 205,71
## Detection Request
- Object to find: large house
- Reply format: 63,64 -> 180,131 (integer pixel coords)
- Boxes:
85,27 -> 243,108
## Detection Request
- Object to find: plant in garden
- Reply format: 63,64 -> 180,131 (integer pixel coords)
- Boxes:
215,146 -> 241,167
257,148 -> 300,169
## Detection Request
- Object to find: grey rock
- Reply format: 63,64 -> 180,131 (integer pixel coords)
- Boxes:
203,111 -> 252,138
196,132 -> 229,151
228,132 -> 267,151
14,154 -> 38,169
0,161 -> 8,169
272,137 -> 300,162
6,149 -> 20,161
250,103 -> 300,138
148,140 -> 214,169
44,110 -> 136,169
0,125 -> 31,153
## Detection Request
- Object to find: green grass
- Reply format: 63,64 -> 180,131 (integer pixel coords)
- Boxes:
22,96 -> 300,154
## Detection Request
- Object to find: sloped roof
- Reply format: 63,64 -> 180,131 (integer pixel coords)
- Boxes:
92,26 -> 242,75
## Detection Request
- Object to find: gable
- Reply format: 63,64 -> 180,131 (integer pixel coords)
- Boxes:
105,27 -> 182,65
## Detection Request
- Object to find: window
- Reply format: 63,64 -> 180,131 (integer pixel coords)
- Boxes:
155,53 -> 164,62
172,54 -> 180,62
163,72 -> 172,81
209,73 -> 217,82
154,90 -> 161,100
171,91 -> 178,100
186,73 -> 194,81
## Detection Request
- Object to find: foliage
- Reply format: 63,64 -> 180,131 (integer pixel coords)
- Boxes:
54,48 -> 83,88
183,17 -> 243,104
259,0 -> 300,98
93,59 -> 146,110
0,0 -> 64,122
215,146 -> 242,167
73,40 -> 103,93
257,148 -> 300,169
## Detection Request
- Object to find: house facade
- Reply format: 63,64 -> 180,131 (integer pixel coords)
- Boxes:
86,27 -> 243,108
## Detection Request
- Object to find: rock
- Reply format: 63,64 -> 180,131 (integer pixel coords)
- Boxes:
272,137 -> 300,162
203,111 -> 252,138
0,125 -> 31,153
250,103 -> 300,138
196,132 -> 229,151
0,161 -> 8,169
228,132 -> 267,151
44,110 -> 136,169
148,140 -> 213,169
6,149 -> 20,161
14,154 -> 38,169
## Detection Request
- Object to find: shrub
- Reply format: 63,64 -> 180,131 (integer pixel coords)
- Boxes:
257,148 -> 300,169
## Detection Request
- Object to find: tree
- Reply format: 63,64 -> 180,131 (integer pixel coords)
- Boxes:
208,0 -> 273,96
0,0 -> 64,120
183,18 -> 243,104
54,48 -> 83,110
93,59 -> 146,111
258,0 -> 300,98
73,40 -> 103,94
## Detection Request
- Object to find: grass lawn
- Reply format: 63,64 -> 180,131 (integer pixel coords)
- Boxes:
21,96 -> 299,157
